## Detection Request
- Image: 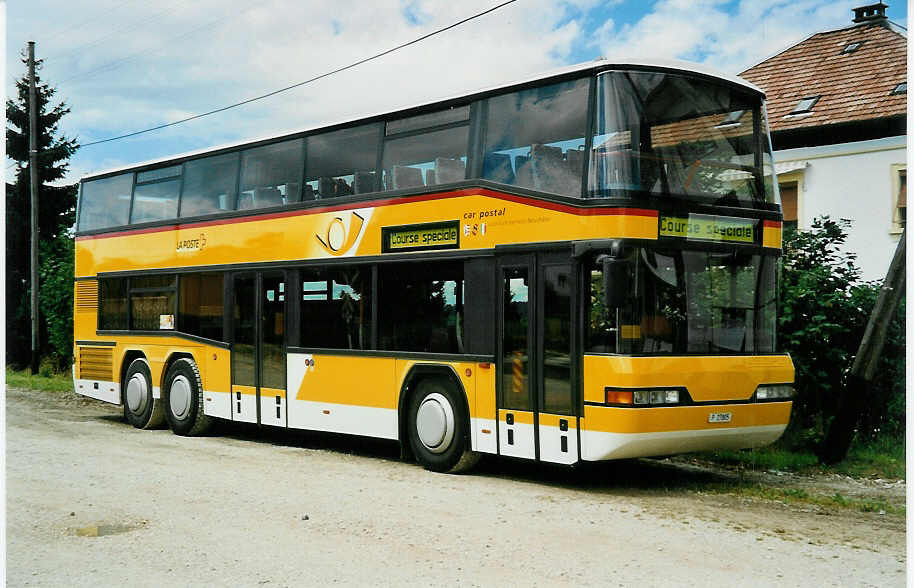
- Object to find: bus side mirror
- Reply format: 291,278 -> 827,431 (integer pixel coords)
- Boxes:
602,256 -> 631,308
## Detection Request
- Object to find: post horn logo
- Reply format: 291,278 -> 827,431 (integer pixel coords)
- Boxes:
316,212 -> 365,256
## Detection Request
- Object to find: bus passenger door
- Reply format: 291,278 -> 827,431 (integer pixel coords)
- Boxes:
231,272 -> 287,426
497,254 -> 579,464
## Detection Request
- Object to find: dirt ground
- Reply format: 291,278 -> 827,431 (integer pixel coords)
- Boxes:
5,386 -> 906,587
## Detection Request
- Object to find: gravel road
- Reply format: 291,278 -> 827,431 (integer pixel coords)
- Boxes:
5,386 -> 906,587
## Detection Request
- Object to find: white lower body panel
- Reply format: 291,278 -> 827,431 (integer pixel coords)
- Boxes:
580,424 -> 787,461
498,419 -> 536,459
203,390 -> 233,419
74,379 -> 120,404
287,400 -> 397,440
471,417 -> 498,454
539,423 -> 579,465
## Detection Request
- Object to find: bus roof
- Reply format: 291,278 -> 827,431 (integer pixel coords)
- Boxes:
82,58 -> 764,182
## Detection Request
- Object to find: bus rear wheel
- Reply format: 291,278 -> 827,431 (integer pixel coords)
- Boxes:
407,377 -> 479,474
162,358 -> 212,436
123,358 -> 164,429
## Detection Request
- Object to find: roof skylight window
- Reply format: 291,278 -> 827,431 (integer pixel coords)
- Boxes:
716,110 -> 745,126
789,96 -> 820,115
840,42 -> 863,54
891,82 -> 907,95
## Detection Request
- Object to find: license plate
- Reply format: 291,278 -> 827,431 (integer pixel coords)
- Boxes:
708,412 -> 732,423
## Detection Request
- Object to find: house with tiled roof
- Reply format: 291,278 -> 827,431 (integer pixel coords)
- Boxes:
740,2 -> 906,281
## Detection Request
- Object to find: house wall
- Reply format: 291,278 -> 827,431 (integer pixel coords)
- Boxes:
774,135 -> 906,282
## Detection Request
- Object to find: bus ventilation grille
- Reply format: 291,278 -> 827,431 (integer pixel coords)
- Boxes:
75,280 -> 99,312
79,346 -> 112,381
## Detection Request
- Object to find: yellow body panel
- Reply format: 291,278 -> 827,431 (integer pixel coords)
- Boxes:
233,384 -> 257,396
763,222 -> 782,249
538,412 -> 577,428
582,354 -> 794,403
75,191 -> 659,276
296,355 -> 397,408
498,409 -> 535,425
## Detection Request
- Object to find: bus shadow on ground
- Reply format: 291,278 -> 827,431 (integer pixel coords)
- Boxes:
204,418 -> 728,492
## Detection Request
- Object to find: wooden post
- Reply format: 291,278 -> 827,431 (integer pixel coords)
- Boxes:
820,228 -> 905,463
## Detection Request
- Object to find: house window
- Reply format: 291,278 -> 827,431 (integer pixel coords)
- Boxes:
892,166 -> 906,232
890,82 -> 907,95
840,42 -> 862,54
789,96 -> 820,115
779,182 -> 798,231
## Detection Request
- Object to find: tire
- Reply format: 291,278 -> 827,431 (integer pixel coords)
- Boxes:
122,358 -> 164,429
407,377 -> 480,474
162,358 -> 212,436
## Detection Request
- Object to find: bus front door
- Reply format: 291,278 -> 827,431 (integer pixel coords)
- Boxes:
231,272 -> 288,426
497,254 -> 579,464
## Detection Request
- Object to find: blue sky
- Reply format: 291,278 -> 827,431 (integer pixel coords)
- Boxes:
5,0 -> 907,185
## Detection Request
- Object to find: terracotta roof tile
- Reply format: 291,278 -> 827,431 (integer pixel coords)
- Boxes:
741,21 -> 906,132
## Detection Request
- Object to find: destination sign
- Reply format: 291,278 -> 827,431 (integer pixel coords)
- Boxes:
382,221 -> 460,253
659,214 -> 758,244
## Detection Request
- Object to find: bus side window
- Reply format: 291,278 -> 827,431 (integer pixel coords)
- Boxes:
305,124 -> 380,200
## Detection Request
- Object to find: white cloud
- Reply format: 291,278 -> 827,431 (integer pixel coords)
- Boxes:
593,0 -> 870,74
5,0 -> 900,184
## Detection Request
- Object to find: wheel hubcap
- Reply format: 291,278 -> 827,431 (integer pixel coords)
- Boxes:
169,375 -> 192,420
416,393 -> 455,454
125,373 -> 148,414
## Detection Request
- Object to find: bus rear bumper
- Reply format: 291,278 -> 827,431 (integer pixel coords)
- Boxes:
580,423 -> 786,461
74,378 -> 121,404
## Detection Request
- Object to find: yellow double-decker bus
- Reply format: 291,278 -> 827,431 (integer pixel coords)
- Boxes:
73,59 -> 794,473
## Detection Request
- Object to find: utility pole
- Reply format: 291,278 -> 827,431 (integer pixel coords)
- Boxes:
28,41 -> 40,374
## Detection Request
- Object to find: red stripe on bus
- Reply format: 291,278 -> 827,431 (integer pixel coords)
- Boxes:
763,220 -> 781,228
75,188 -> 658,241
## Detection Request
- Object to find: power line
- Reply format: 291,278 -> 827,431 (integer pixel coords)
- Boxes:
81,0 -> 517,147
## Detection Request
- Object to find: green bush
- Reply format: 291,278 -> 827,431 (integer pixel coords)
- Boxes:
779,217 -> 904,448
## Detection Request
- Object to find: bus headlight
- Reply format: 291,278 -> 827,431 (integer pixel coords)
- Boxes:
755,384 -> 794,400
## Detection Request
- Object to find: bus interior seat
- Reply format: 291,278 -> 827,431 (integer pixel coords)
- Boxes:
482,152 -> 515,184
566,149 -> 585,176
434,157 -> 466,184
236,192 -> 254,210
334,178 -> 353,196
425,168 -> 437,186
354,171 -> 376,194
318,177 -> 334,198
514,154 -> 533,188
392,165 -> 424,190
531,143 -> 564,192
254,187 -> 283,207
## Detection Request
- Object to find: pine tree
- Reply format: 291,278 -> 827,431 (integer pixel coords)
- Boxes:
6,51 -> 79,367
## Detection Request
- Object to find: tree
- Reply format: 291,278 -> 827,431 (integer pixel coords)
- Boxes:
6,51 -> 79,368
778,217 -> 905,453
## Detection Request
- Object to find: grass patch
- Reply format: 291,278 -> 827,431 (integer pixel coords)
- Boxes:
696,435 -> 905,481
6,368 -> 74,393
837,437 -> 905,480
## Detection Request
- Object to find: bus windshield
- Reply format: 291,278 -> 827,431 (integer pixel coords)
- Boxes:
588,247 -> 777,355
587,70 -> 777,204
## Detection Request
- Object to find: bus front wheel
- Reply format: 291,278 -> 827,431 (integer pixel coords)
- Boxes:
407,377 -> 479,474
123,358 -> 164,429
162,358 -> 212,436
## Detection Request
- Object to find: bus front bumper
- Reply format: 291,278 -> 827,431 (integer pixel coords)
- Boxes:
580,401 -> 791,461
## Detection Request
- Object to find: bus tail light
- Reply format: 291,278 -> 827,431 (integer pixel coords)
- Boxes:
755,384 -> 794,400
606,388 -> 683,406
